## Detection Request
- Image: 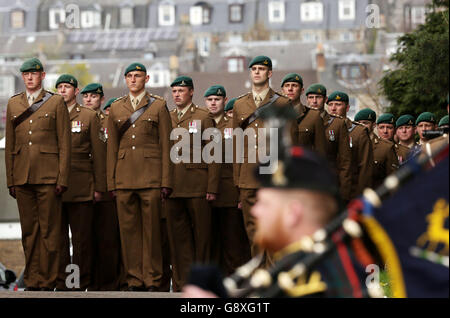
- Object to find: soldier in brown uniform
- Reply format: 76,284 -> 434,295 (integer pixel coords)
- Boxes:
204,85 -> 251,275
281,73 -> 327,157
376,113 -> 410,165
327,91 -> 373,199
54,76 -> 106,291
355,109 -> 399,189
416,112 -> 438,146
107,63 -> 173,291
304,84 -> 352,202
232,56 -> 297,259
5,58 -> 71,291
165,76 -> 221,290
81,86 -> 122,291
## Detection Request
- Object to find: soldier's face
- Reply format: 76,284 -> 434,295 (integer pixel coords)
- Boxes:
252,189 -> 290,253
306,94 -> 326,109
250,65 -> 272,86
172,86 -> 194,108
396,125 -> 416,143
377,123 -> 395,141
22,71 -> 45,92
125,71 -> 149,94
359,120 -> 375,132
83,93 -> 104,111
417,122 -> 436,140
282,83 -> 304,102
327,101 -> 349,117
205,96 -> 227,117
57,83 -> 79,105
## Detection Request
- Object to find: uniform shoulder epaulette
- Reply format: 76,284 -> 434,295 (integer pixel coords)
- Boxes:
330,113 -> 344,120
9,92 -> 24,99
194,105 -> 209,113
304,104 -> 320,111
44,90 -> 55,95
275,91 -> 289,99
79,105 -> 96,113
236,92 -> 251,100
150,93 -> 164,100
113,95 -> 127,103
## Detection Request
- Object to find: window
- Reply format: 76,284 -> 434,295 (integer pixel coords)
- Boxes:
227,58 -> 244,73
301,2 -> 323,22
11,10 -> 25,29
81,11 -> 101,28
411,6 -> 426,25
339,0 -> 355,21
158,4 -> 175,26
120,6 -> 133,26
336,64 -> 369,83
229,4 -> 243,23
340,31 -> 354,42
268,1 -> 285,23
197,36 -> 211,57
49,7 -> 66,30
302,32 -> 320,42
149,69 -> 170,87
0,76 -> 15,97
190,3 -> 212,25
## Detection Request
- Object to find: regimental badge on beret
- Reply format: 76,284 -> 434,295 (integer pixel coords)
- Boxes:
70,79 -> 74,84
368,114 -> 372,120
296,76 -> 300,81
264,60 -> 269,65
181,80 -> 186,86
217,88 -> 223,95
408,120 -> 413,125
336,95 -> 341,100
318,88 -> 322,94
136,65 -> 141,70
97,88 -> 102,94
36,64 -> 40,70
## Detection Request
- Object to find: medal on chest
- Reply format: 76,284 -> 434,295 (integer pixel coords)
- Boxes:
189,121 -> 198,134
224,128 -> 233,140
99,127 -> 108,142
71,121 -> 82,133
349,136 -> 353,148
328,130 -> 335,142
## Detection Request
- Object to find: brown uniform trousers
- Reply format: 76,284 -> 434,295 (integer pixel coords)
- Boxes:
107,92 -> 173,290
165,104 -> 221,291
371,134 -> 399,188
294,103 -> 327,157
211,115 -> 251,275
57,105 -> 106,291
5,90 -> 71,289
89,112 -> 123,291
233,89 -> 297,265
346,119 -> 374,199
322,112 -> 352,202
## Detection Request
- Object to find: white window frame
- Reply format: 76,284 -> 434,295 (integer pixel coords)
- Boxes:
190,6 -> 203,25
268,1 -> 285,23
49,7 -> 66,30
11,10 -> 25,29
229,4 -> 243,23
300,2 -> 323,22
197,36 -> 211,57
227,58 -> 244,73
80,11 -> 101,28
120,6 -> 134,26
411,6 -> 426,25
158,4 -> 175,26
339,0 -> 355,21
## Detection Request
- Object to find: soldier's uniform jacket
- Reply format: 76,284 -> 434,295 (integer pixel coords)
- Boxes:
212,114 -> 239,208
294,103 -> 327,157
370,134 -> 399,188
107,92 -> 173,191
232,88 -> 297,189
170,104 -> 221,197
62,104 -> 106,202
5,90 -> 71,188
394,143 -> 410,165
322,112 -> 352,201
345,119 -> 374,199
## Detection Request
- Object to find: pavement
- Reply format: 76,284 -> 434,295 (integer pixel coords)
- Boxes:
0,291 -> 182,298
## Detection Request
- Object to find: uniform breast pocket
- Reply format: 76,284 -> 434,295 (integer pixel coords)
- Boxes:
142,116 -> 159,135
39,112 -> 56,130
298,128 -> 313,144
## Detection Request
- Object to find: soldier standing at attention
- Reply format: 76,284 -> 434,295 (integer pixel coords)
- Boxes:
395,115 -> 420,163
55,76 -> 106,291
327,91 -> 373,199
107,63 -> 173,291
165,76 -> 221,291
204,85 -> 251,275
5,58 -> 71,291
232,56 -> 296,259
376,113 -> 410,165
281,73 -> 327,156
304,84 -> 352,203
81,84 -> 122,291
224,98 -> 236,118
416,112 -> 437,145
355,109 -> 399,188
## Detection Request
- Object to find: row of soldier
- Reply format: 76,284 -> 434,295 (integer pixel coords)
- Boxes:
5,56 -> 448,292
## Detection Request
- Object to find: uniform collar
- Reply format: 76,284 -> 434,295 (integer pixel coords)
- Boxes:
26,88 -> 43,103
67,102 -> 77,114
252,87 -> 270,106
176,102 -> 192,120
214,113 -> 224,125
129,91 -> 147,109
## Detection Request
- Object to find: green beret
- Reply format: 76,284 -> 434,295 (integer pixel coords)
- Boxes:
327,91 -> 349,104
376,113 -> 395,125
281,73 -> 303,87
396,115 -> 415,128
124,63 -> 146,76
20,58 -> 44,72
416,112 -> 436,125
55,74 -> 78,88
104,98 -> 117,111
225,98 -> 236,112
305,84 -> 327,97
171,76 -> 194,88
248,56 -> 272,69
438,115 -> 449,127
80,83 -> 104,96
355,108 -> 376,122
204,85 -> 226,98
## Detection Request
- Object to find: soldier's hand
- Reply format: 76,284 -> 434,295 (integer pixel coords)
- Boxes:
54,185 -> 67,196
8,187 -> 16,199
94,191 -> 103,202
160,187 -> 173,201
182,285 -> 218,298
206,193 -> 217,202
238,202 -> 242,210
